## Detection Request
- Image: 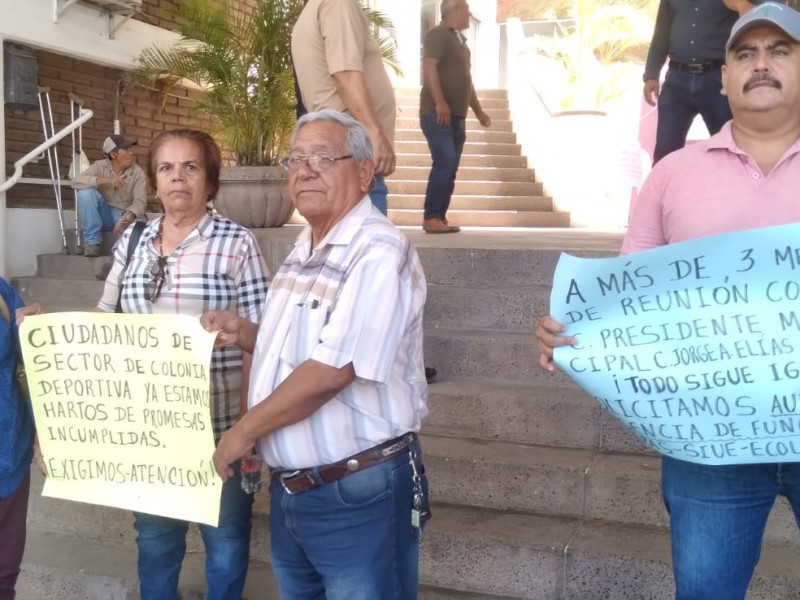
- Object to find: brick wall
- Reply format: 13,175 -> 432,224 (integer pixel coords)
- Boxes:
135,0 -> 259,32
3,50 -> 206,210
4,0 -> 263,210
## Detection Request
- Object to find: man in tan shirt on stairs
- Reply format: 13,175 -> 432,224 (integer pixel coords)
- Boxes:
291,0 -> 396,215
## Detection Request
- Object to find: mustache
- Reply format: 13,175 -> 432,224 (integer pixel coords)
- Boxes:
743,72 -> 782,92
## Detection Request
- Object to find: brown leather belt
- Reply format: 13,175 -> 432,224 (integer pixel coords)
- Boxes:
272,432 -> 417,495
669,59 -> 724,74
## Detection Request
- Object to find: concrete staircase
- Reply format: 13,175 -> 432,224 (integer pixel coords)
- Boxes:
14,227 -> 800,599
389,88 -> 569,229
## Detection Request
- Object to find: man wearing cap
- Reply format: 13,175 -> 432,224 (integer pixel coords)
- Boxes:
70,135 -> 147,257
643,0 -> 740,163
537,3 -> 800,597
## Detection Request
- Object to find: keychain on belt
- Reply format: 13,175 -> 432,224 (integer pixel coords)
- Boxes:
409,450 -> 431,533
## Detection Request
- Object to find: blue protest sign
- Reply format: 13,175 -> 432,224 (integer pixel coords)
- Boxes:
551,223 -> 800,465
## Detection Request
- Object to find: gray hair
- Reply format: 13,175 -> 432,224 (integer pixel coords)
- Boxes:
291,109 -> 373,162
441,0 -> 465,17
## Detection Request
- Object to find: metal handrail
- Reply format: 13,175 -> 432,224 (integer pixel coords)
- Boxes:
0,108 -> 94,194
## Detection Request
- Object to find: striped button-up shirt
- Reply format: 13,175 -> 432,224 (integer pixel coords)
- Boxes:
99,213 -> 269,440
250,197 -> 428,469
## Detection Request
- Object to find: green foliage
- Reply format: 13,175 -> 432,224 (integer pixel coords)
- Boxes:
128,0 -> 302,166
363,5 -> 403,77
529,0 -> 652,109
498,0 -> 658,21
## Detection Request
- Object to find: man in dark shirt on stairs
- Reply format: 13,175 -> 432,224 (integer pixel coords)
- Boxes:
643,0 -> 744,163
420,0 -> 490,234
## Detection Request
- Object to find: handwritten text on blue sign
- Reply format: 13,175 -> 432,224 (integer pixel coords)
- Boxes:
551,223 -> 800,465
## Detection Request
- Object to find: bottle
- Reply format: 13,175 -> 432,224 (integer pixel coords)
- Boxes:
240,452 -> 263,494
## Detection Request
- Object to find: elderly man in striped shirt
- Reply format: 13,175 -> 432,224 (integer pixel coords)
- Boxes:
202,109 -> 429,599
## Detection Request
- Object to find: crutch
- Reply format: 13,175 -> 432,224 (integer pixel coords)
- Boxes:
37,86 -> 68,254
69,93 -> 90,255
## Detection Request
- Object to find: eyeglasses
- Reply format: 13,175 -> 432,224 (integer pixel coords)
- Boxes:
280,154 -> 353,172
146,256 -> 168,302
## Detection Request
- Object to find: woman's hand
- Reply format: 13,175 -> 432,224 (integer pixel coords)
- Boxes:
33,437 -> 47,476
16,303 -> 42,326
535,316 -> 577,372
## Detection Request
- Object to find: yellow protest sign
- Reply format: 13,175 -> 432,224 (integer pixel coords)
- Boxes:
20,312 -> 222,526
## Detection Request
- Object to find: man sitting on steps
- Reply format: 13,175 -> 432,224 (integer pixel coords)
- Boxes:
70,135 -> 147,257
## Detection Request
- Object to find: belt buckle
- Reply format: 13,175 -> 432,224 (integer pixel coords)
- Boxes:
278,469 -> 302,495
686,63 -> 704,74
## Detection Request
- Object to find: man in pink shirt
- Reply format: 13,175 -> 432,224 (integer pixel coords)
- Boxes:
537,4 -> 800,598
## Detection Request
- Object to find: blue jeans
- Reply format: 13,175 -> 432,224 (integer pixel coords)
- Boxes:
653,67 -> 731,164
420,113 -> 466,220
133,462 -> 254,600
662,456 -> 800,599
369,175 -> 388,216
76,188 -> 124,245
269,441 -> 428,599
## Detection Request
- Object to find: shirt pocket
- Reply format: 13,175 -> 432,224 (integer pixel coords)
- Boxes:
280,301 -> 331,368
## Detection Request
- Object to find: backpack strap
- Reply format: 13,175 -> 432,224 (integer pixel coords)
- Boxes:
115,220 -> 147,314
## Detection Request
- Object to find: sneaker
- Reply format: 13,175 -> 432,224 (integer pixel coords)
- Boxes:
84,244 -> 101,258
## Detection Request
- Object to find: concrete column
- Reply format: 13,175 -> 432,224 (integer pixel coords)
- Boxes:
470,0 -> 500,89
376,0 -> 421,86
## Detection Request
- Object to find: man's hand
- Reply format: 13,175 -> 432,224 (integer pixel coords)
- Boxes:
371,131 -> 396,177
201,310 -> 242,348
113,211 -> 137,235
535,316 -> 578,372
435,100 -> 452,127
101,174 -> 125,188
643,79 -> 660,106
212,425 -> 254,481
475,109 -> 492,128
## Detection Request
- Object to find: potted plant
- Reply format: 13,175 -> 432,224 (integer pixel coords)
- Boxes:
128,0 -> 303,227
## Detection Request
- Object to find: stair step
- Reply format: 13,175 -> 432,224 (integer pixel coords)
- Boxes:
396,140 -> 521,156
15,275 -> 104,308
423,327 -> 559,384
396,129 -> 517,144
420,505 -> 672,599
389,180 -> 543,196
398,153 -> 527,168
394,87 -> 509,100
390,209 -> 569,228
425,432 -> 777,534
426,282 -> 545,331
390,195 -> 552,212
36,253 -> 113,279
26,471 -> 271,559
19,529 -> 277,600
421,504 -> 800,599
390,166 -> 536,182
395,96 -> 509,110
396,105 -> 510,121
396,117 -> 515,132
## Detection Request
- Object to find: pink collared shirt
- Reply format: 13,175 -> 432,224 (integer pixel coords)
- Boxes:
622,121 -> 800,255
